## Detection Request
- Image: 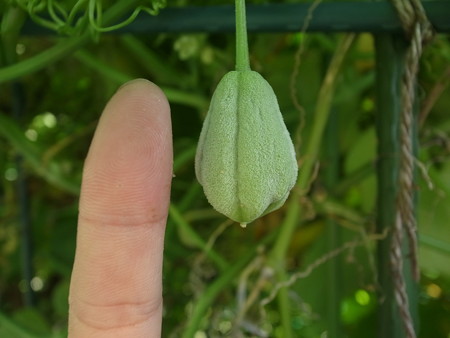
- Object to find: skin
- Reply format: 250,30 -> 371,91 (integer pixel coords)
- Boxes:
68,79 -> 172,337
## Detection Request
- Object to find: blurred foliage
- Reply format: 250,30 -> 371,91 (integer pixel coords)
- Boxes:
1,1 -> 450,337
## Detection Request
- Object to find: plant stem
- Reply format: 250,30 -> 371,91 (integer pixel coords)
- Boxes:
271,33 -> 355,262
182,250 -> 252,338
235,0 -> 250,71
169,204 -> 228,272
420,234 -> 450,255
181,229 -> 279,338
269,34 -> 355,337
120,35 -> 189,86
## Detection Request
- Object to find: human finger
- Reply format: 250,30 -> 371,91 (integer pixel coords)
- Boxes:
68,79 -> 172,338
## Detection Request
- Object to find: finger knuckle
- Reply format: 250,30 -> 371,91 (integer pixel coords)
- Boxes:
69,295 -> 163,332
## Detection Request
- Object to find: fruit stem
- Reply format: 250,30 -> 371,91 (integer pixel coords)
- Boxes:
235,0 -> 250,71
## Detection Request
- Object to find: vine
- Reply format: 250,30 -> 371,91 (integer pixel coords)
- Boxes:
12,0 -> 166,35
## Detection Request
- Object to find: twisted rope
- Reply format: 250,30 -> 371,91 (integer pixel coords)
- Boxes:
389,1 -> 434,337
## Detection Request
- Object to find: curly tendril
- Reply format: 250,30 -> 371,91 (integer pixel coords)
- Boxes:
12,0 -> 166,36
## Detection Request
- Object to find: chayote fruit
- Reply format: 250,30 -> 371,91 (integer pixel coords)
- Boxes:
195,70 -> 298,226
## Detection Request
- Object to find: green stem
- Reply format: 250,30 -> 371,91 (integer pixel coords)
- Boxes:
74,50 -> 130,82
169,204 -> 228,272
334,162 -> 373,195
173,145 -> 197,172
120,35 -> 189,86
272,201 -> 299,338
235,0 -> 250,71
271,33 -> 355,262
178,183 -> 202,212
269,34 -> 355,337
316,198 -> 365,226
182,251 -> 252,338
0,36 -> 86,84
67,0 -> 88,26
1,7 -> 26,65
182,229 -> 279,338
420,235 -> 450,255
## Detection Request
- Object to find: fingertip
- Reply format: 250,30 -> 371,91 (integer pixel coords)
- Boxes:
118,78 -> 154,90
119,78 -> 150,89
117,79 -> 167,106
80,77 -> 173,224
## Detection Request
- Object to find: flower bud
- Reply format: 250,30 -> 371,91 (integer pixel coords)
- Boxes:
195,70 -> 298,226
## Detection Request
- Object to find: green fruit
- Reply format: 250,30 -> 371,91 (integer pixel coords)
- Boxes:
195,70 -> 298,226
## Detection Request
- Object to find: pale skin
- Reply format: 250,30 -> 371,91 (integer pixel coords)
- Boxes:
68,79 -> 172,337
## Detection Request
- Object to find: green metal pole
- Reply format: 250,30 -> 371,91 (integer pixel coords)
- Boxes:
1,6 -> 36,308
374,33 -> 419,338
21,2 -> 450,35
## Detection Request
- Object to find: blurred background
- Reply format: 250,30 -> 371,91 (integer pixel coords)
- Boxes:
0,0 -> 449,337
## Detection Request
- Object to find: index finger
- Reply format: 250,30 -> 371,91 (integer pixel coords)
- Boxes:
68,79 -> 172,337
